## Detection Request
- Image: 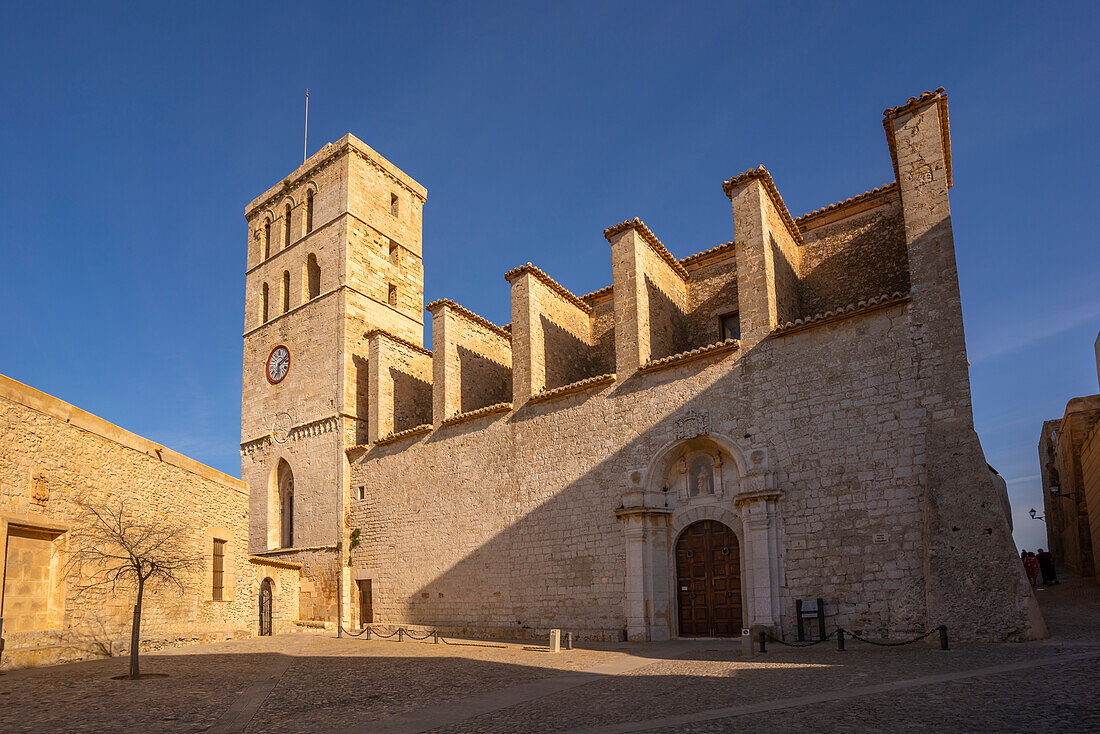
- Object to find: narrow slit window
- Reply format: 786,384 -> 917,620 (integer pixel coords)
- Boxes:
282,271 -> 291,313
390,193 -> 399,217
305,190 -> 314,234
212,538 -> 226,601
263,221 -> 271,260
261,283 -> 269,324
357,485 -> 366,500
388,283 -> 398,306
284,204 -> 292,248
388,239 -> 399,264
720,312 -> 741,341
307,253 -> 320,300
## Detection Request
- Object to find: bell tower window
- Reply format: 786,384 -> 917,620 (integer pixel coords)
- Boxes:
261,283 -> 269,324
390,193 -> 399,217
263,220 -> 271,260
284,204 -> 292,248
282,271 -> 291,314
305,190 -> 314,234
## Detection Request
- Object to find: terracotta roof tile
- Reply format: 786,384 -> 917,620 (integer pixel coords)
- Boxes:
504,263 -> 593,314
721,166 -> 803,245
425,299 -> 512,340
680,241 -> 737,266
795,183 -> 898,225
603,218 -> 690,281
639,338 -> 740,373
882,88 -> 952,190
364,328 -> 432,357
441,402 -> 512,427
374,423 -> 433,446
774,291 -> 909,336
527,373 -> 616,404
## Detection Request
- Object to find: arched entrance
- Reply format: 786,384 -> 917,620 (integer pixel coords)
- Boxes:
259,578 -> 273,636
676,520 -> 741,636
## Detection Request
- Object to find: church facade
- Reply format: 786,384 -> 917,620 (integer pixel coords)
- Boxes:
241,89 -> 1045,643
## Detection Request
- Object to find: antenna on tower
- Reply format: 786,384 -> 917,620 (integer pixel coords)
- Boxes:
303,89 -> 309,164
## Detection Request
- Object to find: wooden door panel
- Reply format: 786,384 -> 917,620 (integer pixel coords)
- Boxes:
676,520 -> 742,637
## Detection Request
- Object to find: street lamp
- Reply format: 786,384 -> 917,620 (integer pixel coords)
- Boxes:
1029,508 -> 1045,521
1049,482 -> 1076,500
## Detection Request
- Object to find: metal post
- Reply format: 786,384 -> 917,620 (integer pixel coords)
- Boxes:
795,600 -> 804,641
758,631 -> 767,654
433,631 -> 440,644
398,628 -> 405,642
0,617 -> 5,674
564,632 -> 573,650
364,626 -> 372,640
816,598 -> 826,642
836,628 -> 845,652
938,625 -> 949,651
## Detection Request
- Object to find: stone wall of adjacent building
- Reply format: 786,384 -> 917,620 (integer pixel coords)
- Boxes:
0,374 -> 269,670
1082,423 -> 1100,583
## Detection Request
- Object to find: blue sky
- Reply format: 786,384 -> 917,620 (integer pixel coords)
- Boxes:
2,2 -> 1097,552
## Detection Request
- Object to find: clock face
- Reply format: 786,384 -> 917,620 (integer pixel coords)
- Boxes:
267,345 -> 290,384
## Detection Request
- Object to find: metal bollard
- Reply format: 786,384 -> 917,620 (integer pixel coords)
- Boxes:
364,626 -> 372,640
564,632 -> 573,650
938,625 -> 949,651
433,631 -> 440,644
758,631 -> 767,654
836,629 -> 845,652
398,628 -> 405,642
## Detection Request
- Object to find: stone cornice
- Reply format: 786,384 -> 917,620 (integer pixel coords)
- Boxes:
882,88 -> 953,190
0,373 -> 246,494
603,218 -> 690,281
426,299 -> 512,341
365,328 -> 432,357
638,339 -> 740,374
246,134 -> 426,217
722,166 -> 804,246
504,263 -> 593,314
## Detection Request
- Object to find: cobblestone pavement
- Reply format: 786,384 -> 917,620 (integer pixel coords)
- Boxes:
1,571 -> 1097,733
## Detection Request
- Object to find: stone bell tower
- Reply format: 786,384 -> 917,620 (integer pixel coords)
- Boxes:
239,135 -> 427,621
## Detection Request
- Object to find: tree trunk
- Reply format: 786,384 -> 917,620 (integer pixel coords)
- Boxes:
129,576 -> 144,679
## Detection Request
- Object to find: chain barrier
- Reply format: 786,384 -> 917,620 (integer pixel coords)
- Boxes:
759,625 -> 948,653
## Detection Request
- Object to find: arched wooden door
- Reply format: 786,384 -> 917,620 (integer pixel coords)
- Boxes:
259,578 -> 273,636
676,520 -> 742,636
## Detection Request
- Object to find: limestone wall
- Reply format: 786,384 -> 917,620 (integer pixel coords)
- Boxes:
682,249 -> 739,348
0,375 -> 258,670
429,302 -> 513,421
1082,424 -> 1100,582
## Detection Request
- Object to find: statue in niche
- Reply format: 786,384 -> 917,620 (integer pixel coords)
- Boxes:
687,454 -> 715,497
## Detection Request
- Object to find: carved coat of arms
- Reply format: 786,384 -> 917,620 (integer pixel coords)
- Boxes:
675,410 -> 710,439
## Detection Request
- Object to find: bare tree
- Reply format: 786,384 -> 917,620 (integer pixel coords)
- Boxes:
65,498 -> 202,679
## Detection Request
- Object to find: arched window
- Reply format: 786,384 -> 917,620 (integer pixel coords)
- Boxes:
261,283 -> 269,324
263,220 -> 271,260
277,460 -> 294,548
307,253 -> 320,300
282,271 -> 291,314
305,190 -> 314,234
284,204 -> 292,248
687,454 -> 716,497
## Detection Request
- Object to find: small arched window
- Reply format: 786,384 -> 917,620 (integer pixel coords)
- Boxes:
687,454 -> 716,497
282,271 -> 291,313
261,283 -> 269,324
305,190 -> 314,234
307,254 -> 320,300
284,204 -> 292,248
263,220 -> 271,260
277,459 -> 294,548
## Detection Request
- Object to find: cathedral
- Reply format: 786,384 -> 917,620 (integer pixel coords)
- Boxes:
239,88 -> 1044,643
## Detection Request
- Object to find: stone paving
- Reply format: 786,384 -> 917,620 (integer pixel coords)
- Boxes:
1,572 -> 1098,733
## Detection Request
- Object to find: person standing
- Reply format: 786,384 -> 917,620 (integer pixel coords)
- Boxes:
1037,548 -> 1059,585
1024,552 -> 1040,588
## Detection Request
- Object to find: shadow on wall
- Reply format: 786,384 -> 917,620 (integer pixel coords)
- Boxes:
390,367 -> 432,431
456,345 -> 512,413
799,211 -> 909,316
644,274 -> 690,361
539,315 -> 608,390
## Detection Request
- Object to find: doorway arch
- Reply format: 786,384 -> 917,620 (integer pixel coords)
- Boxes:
675,519 -> 742,636
259,577 -> 273,636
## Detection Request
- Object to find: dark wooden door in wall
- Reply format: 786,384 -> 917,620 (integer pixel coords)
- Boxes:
675,520 -> 742,636
358,579 -> 373,625
259,578 -> 273,636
